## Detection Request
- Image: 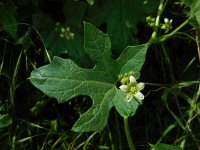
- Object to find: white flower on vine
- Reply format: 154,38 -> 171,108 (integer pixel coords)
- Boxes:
119,75 -> 145,102
165,18 -> 172,23
161,18 -> 173,33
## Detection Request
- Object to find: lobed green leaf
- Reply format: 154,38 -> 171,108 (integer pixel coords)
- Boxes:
30,22 -> 148,132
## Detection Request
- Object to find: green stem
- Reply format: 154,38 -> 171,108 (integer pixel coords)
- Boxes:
107,125 -> 115,150
148,0 -> 166,46
124,117 -> 136,150
32,26 -> 52,63
161,43 -> 176,83
83,132 -> 97,150
159,19 -> 189,42
148,0 -> 189,45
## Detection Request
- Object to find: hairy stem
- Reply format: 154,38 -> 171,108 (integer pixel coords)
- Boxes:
124,117 -> 136,150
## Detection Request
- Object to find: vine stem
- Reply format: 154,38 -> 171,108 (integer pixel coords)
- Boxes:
148,0 -> 166,46
124,117 -> 136,150
148,0 -> 189,45
195,29 -> 200,62
159,19 -> 189,42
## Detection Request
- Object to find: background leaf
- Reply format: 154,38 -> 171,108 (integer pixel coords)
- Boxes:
106,0 -> 159,50
0,114 -> 13,128
63,0 -> 87,26
32,12 -> 91,66
189,0 -> 200,28
87,0 -> 94,6
85,0 -> 113,26
152,143 -> 182,150
180,0 -> 196,7
86,0 -> 159,51
0,1 -> 17,39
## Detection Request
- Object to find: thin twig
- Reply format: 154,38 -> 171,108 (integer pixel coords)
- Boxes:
195,30 -> 200,62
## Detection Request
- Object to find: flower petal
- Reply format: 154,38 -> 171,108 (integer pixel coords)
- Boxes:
164,18 -> 169,23
129,75 -> 136,84
119,85 -> 128,92
126,94 -> 133,102
161,25 -> 166,29
137,82 -> 145,90
134,92 -> 144,100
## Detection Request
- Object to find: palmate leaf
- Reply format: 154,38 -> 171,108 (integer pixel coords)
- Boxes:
29,22 -> 148,132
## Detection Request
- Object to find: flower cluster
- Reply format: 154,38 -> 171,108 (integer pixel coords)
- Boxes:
161,18 -> 173,33
55,22 -> 74,40
146,16 -> 156,28
146,16 -> 173,33
119,74 -> 145,102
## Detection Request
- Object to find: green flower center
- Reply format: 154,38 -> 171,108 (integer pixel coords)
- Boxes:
127,83 -> 138,95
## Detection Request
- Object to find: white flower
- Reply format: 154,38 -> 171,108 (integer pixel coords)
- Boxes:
164,18 -> 173,24
119,75 -> 145,102
161,18 -> 173,33
119,85 -> 128,92
161,24 -> 166,30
